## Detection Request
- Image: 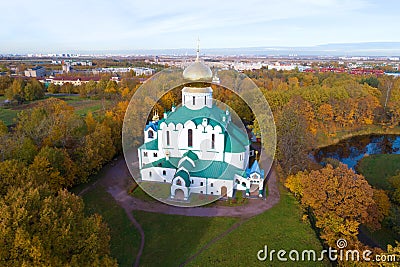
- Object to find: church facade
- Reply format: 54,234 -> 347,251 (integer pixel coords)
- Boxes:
138,51 -> 265,201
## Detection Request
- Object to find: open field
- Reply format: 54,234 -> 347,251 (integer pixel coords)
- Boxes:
0,95 -> 113,125
359,225 -> 400,249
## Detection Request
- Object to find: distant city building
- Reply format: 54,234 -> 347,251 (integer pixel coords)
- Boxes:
92,67 -> 155,76
24,66 -> 46,77
265,62 -> 299,71
62,61 -> 72,73
51,76 -> 101,86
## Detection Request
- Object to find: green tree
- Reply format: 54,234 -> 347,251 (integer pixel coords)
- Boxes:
5,79 -> 24,104
47,83 -> 59,94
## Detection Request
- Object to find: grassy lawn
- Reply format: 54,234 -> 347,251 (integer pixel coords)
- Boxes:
359,225 -> 400,249
133,211 -> 239,267
73,102 -> 104,116
188,190 -> 329,267
58,96 -> 111,116
357,154 -> 400,249
0,96 -> 112,125
133,189 -> 328,267
82,186 -> 140,267
0,108 -> 18,125
357,154 -> 400,190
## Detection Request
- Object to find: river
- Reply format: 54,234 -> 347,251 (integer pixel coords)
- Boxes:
315,135 -> 400,169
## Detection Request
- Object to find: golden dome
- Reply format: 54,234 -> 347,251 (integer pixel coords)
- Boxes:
183,61 -> 213,82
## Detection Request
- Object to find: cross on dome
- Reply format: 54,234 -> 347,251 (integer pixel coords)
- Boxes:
182,38 -> 212,81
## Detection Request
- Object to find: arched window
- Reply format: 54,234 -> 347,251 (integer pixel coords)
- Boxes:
148,130 -> 153,139
166,131 -> 170,146
192,96 -> 195,106
176,179 -> 182,186
188,129 -> 193,147
211,134 -> 215,149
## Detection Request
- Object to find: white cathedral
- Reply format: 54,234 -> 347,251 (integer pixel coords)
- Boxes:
138,49 -> 265,201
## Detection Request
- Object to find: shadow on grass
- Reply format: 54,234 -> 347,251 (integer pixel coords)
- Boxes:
133,210 -> 238,267
82,185 -> 141,267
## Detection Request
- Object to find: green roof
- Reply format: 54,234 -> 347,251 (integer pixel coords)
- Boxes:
142,156 -> 245,181
174,169 -> 191,187
164,105 -> 228,128
142,157 -> 177,169
182,150 -> 199,161
190,160 -> 246,180
224,123 -> 250,152
178,159 -> 195,172
138,139 -> 158,150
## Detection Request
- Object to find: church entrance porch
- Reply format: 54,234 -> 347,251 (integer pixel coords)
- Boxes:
221,186 -> 228,197
174,189 -> 185,200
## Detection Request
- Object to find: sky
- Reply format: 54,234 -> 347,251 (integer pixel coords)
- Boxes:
1,0 -> 399,53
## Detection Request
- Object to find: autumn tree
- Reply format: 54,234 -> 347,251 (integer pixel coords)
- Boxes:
0,160 -> 26,195
366,189 -> 391,231
16,98 -> 84,149
77,122 -> 115,181
32,146 -> 77,189
276,96 -> 315,174
47,83 -> 59,94
0,184 -> 117,266
5,79 -> 24,103
104,80 -> 118,97
287,164 -> 375,247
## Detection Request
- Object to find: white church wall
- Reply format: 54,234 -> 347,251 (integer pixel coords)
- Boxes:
234,174 -> 250,191
144,128 -> 157,143
140,167 -> 175,183
207,178 -> 233,197
225,152 -> 246,169
188,177 -> 233,197
140,149 -> 161,166
188,177 -> 207,194
182,88 -> 212,110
